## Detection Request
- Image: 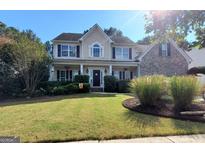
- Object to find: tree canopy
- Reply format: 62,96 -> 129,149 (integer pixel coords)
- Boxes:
0,21 -> 51,96
145,10 -> 205,49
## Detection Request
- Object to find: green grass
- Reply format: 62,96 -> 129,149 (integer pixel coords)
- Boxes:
1,93 -> 205,142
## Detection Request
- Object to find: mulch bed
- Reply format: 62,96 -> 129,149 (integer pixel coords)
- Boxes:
122,98 -> 205,123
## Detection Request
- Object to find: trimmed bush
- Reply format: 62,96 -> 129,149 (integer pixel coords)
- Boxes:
53,86 -> 65,95
64,83 -> 79,94
170,76 -> 200,111
43,82 -> 90,96
104,75 -> 117,92
116,80 -> 130,93
130,75 -> 167,107
74,75 -> 89,83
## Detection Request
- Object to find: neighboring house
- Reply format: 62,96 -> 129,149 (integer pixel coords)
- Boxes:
49,24 -> 192,90
187,48 -> 205,84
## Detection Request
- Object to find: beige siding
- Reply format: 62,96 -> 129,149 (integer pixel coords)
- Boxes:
81,28 -> 111,59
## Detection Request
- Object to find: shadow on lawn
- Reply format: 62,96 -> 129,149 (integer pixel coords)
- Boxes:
123,110 -> 160,128
0,93 -> 117,107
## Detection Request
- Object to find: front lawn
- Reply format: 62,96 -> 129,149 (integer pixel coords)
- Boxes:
1,93 -> 205,142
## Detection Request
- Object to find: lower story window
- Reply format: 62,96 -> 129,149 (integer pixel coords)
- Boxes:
113,71 -> 119,80
72,70 -> 79,80
60,70 -> 66,81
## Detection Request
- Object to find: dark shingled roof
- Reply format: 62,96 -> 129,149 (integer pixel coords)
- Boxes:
110,35 -> 135,44
53,32 -> 135,44
53,33 -> 83,41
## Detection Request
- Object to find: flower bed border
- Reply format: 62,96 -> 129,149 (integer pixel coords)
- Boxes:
122,98 -> 205,123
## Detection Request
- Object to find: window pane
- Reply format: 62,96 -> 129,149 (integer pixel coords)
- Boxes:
114,71 -> 119,79
62,45 -> 68,56
115,48 -> 122,59
60,71 -> 65,81
93,44 -> 100,48
161,43 -> 167,51
93,48 -> 100,57
123,48 -> 129,59
125,71 -> 130,79
69,46 -> 76,57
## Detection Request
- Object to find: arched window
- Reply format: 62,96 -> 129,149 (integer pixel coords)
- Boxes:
91,43 -> 103,57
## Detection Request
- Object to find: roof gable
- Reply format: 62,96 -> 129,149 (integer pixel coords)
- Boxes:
79,24 -> 113,43
138,39 -> 192,64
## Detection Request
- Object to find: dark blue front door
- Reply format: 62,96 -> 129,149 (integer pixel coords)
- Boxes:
93,70 -> 100,86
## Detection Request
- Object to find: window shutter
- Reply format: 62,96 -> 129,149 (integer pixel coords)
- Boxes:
112,71 -> 114,76
130,72 -> 133,79
57,45 -> 61,57
123,71 -> 125,80
129,48 -> 132,59
159,44 -> 162,56
78,70 -> 80,75
70,70 -> 72,81
112,47 -> 115,59
66,70 -> 69,81
57,70 -> 60,81
167,43 -> 171,56
77,45 -> 80,57
119,71 -> 122,80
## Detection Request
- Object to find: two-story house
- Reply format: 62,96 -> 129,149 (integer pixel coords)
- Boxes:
50,24 -> 192,90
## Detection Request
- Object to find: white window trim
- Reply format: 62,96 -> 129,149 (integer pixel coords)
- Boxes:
90,42 -> 104,58
60,44 -> 77,58
115,47 -> 129,60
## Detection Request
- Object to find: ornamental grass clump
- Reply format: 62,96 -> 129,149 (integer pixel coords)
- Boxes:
130,75 -> 167,107
170,76 -> 200,111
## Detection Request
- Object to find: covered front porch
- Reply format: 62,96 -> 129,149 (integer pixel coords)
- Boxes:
49,60 -> 140,88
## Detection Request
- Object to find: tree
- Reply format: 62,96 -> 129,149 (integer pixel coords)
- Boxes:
0,21 -> 51,96
9,33 -> 51,96
137,36 -> 153,45
145,10 -> 205,49
104,27 -> 123,37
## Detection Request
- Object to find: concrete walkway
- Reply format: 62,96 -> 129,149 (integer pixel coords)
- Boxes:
74,134 -> 205,143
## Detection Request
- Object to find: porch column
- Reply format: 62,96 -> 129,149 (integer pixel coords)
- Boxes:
80,64 -> 83,75
137,64 -> 140,77
109,65 -> 112,75
49,65 -> 54,81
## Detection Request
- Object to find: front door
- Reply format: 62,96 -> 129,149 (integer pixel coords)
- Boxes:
93,70 -> 100,87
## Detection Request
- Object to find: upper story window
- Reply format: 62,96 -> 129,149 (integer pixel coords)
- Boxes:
160,43 -> 170,57
115,47 -> 129,60
90,43 -> 103,57
58,44 -> 79,58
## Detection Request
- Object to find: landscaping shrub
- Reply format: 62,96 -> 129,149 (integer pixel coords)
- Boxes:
116,80 -> 130,93
104,75 -> 117,92
170,76 -> 200,111
64,83 -> 79,94
41,82 -> 90,96
53,86 -> 65,95
74,75 -> 89,83
130,75 -> 168,107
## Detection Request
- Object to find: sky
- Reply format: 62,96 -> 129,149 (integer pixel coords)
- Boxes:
0,10 -> 147,43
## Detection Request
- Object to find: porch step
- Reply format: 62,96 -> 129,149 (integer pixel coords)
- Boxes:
90,87 -> 104,92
